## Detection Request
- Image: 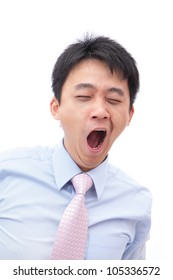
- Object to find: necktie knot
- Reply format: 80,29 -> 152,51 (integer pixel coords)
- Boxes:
71,173 -> 93,195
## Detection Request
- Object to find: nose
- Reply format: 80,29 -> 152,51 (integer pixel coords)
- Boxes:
91,98 -> 110,120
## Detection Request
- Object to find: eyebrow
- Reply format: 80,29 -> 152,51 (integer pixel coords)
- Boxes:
74,83 -> 94,90
74,83 -> 124,96
108,87 -> 124,96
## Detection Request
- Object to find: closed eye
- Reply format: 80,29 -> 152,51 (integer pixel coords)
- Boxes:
76,95 -> 92,101
106,98 -> 121,104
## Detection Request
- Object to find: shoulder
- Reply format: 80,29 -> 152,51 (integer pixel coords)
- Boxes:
107,163 -> 152,202
0,146 -> 54,163
0,146 -> 56,184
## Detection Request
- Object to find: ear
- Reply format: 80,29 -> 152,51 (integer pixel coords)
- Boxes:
127,105 -> 134,126
50,97 -> 60,120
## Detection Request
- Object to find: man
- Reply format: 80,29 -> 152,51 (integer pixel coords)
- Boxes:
0,35 -> 152,259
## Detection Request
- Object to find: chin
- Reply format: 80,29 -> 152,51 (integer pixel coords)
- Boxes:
81,157 -> 105,171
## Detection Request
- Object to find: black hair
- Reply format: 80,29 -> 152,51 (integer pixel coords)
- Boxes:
52,35 -> 140,108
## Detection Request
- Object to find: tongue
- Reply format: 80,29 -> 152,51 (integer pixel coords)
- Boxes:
87,131 -> 101,149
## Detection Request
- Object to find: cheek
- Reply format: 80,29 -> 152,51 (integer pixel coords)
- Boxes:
112,110 -> 130,126
60,114 -> 81,137
58,113 -> 71,134
111,114 -> 129,136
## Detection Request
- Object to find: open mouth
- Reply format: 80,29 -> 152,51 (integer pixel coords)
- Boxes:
87,130 -> 107,150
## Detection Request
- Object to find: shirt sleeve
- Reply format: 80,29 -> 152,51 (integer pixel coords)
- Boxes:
122,219 -> 151,260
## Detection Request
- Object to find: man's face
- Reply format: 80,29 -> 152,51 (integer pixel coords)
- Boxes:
51,59 -> 134,171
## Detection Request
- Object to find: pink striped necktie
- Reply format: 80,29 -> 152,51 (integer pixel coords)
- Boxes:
50,173 -> 93,260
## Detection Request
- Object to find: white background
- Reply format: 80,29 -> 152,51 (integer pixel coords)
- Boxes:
0,0 -> 172,259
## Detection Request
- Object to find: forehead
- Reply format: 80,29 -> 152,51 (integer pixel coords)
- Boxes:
63,59 -> 129,92
68,58 -> 116,76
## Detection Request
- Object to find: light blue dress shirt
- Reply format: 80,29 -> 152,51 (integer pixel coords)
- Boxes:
0,140 -> 152,260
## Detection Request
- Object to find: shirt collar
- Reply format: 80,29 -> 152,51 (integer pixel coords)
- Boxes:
52,140 -> 109,200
